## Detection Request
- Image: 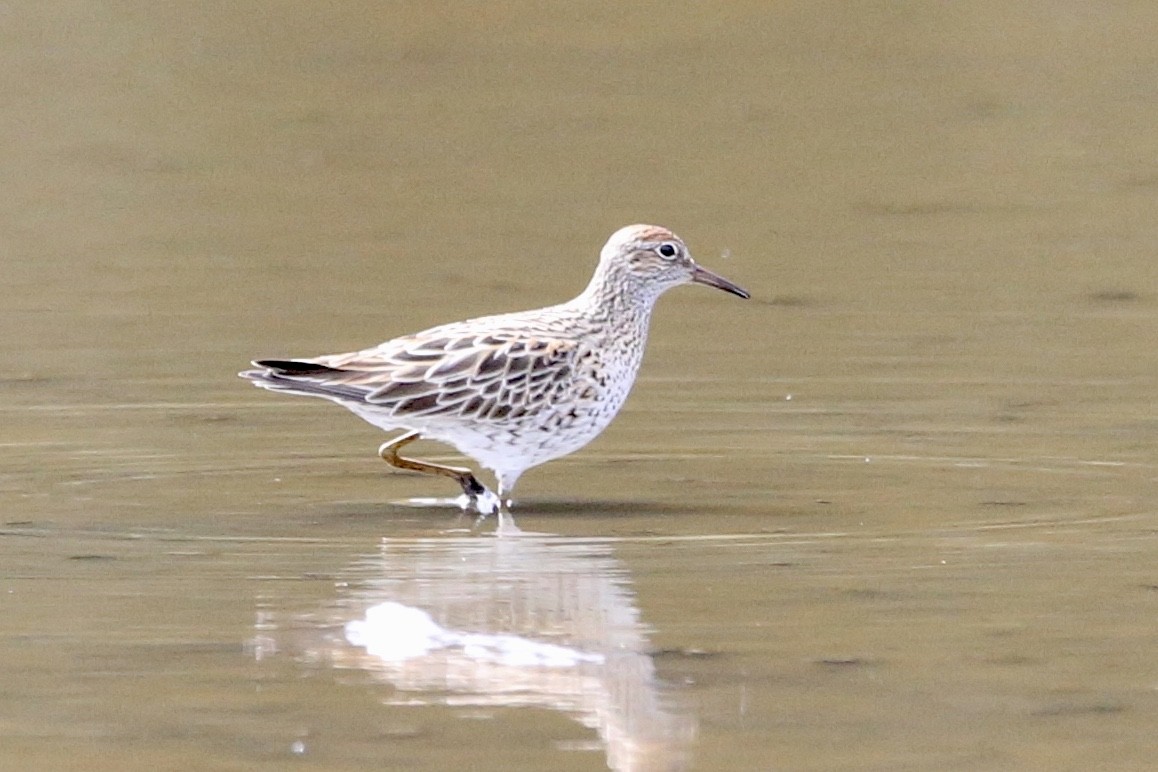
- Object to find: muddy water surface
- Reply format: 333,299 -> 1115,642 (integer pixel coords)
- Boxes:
2,2 -> 1156,770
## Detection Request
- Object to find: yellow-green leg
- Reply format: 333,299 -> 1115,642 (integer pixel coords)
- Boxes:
378,430 -> 488,498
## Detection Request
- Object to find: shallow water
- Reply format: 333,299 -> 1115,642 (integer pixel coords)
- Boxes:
2,2 -> 1157,770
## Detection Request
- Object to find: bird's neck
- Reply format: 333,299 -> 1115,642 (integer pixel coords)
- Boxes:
572,265 -> 659,330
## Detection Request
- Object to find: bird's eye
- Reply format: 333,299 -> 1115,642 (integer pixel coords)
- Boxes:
657,243 -> 678,258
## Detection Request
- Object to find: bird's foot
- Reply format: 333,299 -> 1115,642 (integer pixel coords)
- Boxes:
454,488 -> 503,517
453,471 -> 498,517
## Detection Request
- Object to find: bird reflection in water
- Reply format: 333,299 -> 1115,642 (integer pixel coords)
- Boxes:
254,532 -> 695,772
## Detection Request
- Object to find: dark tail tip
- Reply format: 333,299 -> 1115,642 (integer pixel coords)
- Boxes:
251,359 -> 345,376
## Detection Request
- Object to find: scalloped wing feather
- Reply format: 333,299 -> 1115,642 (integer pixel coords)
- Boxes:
269,331 -> 581,422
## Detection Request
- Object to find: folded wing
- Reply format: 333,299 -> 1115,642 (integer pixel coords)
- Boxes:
242,333 -> 580,423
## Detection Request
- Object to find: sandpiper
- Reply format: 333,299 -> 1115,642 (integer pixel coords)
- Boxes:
241,224 -> 749,514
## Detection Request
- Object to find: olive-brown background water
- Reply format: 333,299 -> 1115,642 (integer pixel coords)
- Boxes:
2,2 -> 1156,770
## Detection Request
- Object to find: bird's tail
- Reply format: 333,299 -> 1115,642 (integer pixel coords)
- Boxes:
239,359 -> 365,401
